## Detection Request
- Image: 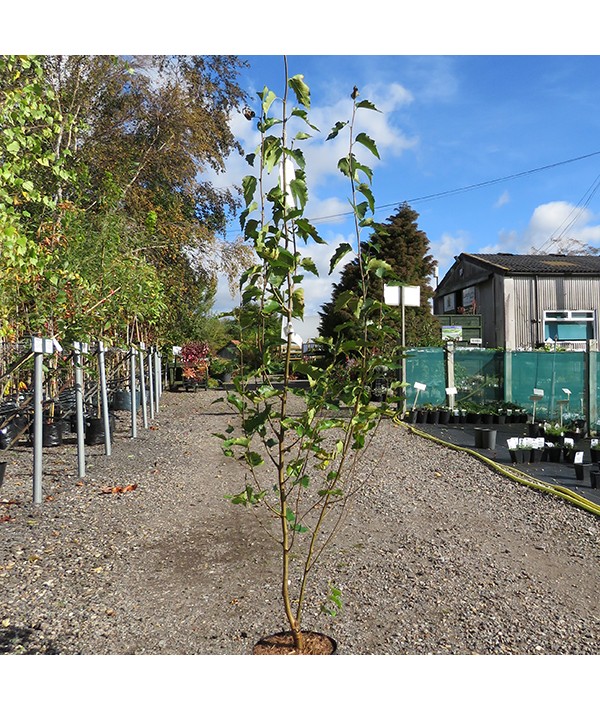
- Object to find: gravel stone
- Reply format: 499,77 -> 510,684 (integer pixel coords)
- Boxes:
1,389 -> 599,655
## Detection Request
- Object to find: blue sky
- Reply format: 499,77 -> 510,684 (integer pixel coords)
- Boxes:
13,4 -> 600,340
211,54 -> 600,338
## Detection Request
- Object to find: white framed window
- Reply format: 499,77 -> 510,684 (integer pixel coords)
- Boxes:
543,310 -> 596,342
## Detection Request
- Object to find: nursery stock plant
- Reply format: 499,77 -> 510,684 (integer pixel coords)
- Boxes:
217,63 -> 401,654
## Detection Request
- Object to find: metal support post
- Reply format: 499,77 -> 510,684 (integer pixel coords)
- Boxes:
73,342 -> 87,478
138,343 -> 148,429
445,341 -> 455,409
97,341 -> 112,456
154,349 -> 161,411
32,342 -> 44,505
130,345 -> 137,439
147,347 -> 155,419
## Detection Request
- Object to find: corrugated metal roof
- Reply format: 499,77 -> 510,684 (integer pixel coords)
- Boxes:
463,253 -> 600,274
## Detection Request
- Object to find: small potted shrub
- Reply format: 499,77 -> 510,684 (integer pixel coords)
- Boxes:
562,439 -> 576,464
544,442 -> 562,463
544,423 -> 565,444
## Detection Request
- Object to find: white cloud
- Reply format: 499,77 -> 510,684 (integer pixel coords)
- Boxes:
430,231 -> 470,279
484,201 -> 600,255
495,190 -> 510,208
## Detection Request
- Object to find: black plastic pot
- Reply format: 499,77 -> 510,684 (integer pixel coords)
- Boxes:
563,448 -> 576,464
509,448 -> 529,464
591,449 -> 600,463
426,409 -> 439,424
111,389 -> 142,412
85,414 -> 115,446
545,447 -> 561,463
527,422 -> 542,437
474,428 -> 497,450
252,630 -> 337,655
0,406 -> 29,449
529,448 -> 543,463
574,463 -> 591,481
42,421 -> 63,448
0,461 -> 6,487
438,409 -> 450,425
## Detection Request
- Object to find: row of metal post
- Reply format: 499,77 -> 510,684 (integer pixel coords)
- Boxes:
31,337 -> 163,505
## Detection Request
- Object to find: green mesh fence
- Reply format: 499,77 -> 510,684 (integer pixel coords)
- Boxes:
454,349 -> 504,407
404,347 -> 597,428
405,348 -> 446,407
507,351 -> 585,423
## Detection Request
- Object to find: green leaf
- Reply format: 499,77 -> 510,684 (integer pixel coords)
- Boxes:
354,132 -> 380,158
366,258 -> 393,278
289,175 -> 308,210
245,451 -> 264,468
288,75 -> 310,108
242,175 -> 257,206
301,256 -> 319,276
260,87 -> 277,115
329,243 -> 353,274
326,121 -> 348,141
356,99 -> 380,112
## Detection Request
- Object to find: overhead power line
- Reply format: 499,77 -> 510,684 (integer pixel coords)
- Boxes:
224,148 -> 600,235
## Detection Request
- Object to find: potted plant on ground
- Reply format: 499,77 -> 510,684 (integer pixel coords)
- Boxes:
209,356 -> 237,384
590,440 -> 600,463
544,422 -> 565,444
562,439 -> 576,464
217,71 -> 397,654
180,341 -> 210,391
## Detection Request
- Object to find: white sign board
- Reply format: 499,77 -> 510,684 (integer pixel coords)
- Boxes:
414,382 -> 427,391
383,285 -> 400,306
402,285 -> 421,307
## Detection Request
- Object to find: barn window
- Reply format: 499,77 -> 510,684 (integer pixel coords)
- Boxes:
543,310 -> 596,342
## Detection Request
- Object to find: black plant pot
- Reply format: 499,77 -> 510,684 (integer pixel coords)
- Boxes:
480,413 -> 494,425
574,463 -> 591,482
0,409 -> 29,449
509,449 -> 529,464
474,428 -> 497,450
545,447 -> 561,463
407,409 -> 418,424
416,410 -> 427,424
591,469 -> 599,489
426,410 -> 440,424
253,630 -> 337,655
85,415 -> 115,446
0,461 -> 6,487
31,420 -> 63,448
562,448 -> 576,464
591,449 -> 600,463
111,389 -> 142,412
527,422 -> 542,437
529,448 -> 543,463
438,410 -> 450,425
494,414 -> 506,425
466,412 -> 481,424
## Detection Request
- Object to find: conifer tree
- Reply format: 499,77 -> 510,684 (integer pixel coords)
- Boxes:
318,202 -> 442,347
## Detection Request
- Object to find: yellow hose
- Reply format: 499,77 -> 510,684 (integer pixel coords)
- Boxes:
393,416 -> 600,518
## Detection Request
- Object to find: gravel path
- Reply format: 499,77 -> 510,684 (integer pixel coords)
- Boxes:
1,388 -> 599,655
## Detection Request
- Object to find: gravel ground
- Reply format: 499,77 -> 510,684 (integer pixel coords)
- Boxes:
1,388 -> 599,656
